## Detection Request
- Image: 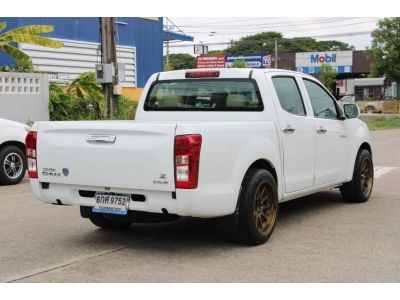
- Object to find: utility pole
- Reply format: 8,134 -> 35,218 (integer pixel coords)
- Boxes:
166,40 -> 170,69
165,18 -> 170,70
100,17 -> 118,118
274,39 -> 278,69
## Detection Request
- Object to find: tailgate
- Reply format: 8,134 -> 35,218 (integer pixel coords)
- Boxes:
36,121 -> 176,191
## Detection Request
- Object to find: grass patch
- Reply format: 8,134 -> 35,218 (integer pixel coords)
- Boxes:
366,117 -> 400,130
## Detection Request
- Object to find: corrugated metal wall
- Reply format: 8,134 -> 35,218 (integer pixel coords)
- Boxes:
20,40 -> 137,87
0,17 -> 163,87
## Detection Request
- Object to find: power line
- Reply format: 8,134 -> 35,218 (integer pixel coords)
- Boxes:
164,17 -> 187,35
174,17 -> 351,28
183,19 -> 379,35
170,17 -> 269,26
165,31 -> 373,48
173,17 -> 378,30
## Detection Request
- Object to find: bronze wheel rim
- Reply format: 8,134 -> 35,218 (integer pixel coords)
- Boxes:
361,158 -> 373,197
253,181 -> 277,236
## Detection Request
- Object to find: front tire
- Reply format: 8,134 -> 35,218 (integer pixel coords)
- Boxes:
341,149 -> 373,203
0,145 -> 26,185
233,168 -> 278,245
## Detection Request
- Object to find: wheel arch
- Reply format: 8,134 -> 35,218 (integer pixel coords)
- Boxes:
359,142 -> 372,156
247,159 -> 278,188
345,140 -> 373,182
0,141 -> 26,153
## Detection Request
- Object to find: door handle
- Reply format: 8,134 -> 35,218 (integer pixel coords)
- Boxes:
282,125 -> 295,134
86,134 -> 116,144
316,126 -> 327,134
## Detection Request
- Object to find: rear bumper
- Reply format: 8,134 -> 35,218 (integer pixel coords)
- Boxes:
30,180 -> 238,218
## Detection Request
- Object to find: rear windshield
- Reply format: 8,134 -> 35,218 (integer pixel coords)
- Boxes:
144,79 -> 263,111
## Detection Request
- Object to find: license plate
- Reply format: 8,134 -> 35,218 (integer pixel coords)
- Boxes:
93,193 -> 130,215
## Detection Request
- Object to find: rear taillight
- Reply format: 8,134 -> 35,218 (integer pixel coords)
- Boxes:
25,131 -> 38,178
174,134 -> 202,189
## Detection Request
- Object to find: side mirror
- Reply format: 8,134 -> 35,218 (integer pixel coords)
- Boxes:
343,103 -> 360,119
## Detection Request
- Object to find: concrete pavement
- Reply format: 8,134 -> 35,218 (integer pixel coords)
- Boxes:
1,129 -> 399,282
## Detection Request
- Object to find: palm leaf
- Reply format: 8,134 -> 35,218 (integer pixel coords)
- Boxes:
1,34 -> 63,48
0,45 -> 31,61
1,25 -> 55,36
0,22 -> 6,33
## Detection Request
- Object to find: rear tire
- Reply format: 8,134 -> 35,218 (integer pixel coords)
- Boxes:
232,168 -> 279,245
341,149 -> 373,203
0,145 -> 26,185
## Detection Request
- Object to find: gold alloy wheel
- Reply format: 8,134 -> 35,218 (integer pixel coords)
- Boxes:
253,181 -> 277,236
361,158 -> 373,197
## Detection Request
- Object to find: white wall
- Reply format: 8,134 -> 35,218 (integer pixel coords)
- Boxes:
0,72 -> 49,124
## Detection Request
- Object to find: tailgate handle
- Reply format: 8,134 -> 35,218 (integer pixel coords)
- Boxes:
86,135 -> 116,144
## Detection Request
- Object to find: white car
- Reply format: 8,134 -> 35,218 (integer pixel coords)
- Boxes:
26,69 -> 373,245
0,118 -> 29,185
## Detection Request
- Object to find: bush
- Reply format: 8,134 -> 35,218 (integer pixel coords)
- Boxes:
49,77 -> 138,121
116,95 -> 138,120
49,83 -> 101,121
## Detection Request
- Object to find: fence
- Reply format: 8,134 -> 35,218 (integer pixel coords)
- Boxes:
0,72 -> 49,124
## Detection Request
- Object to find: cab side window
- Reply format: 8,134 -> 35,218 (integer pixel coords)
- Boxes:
303,79 -> 338,119
272,77 -> 306,116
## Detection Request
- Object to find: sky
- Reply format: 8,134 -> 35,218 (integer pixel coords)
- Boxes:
165,17 -> 381,55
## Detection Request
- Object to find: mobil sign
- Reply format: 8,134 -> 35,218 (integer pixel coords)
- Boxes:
310,53 -> 336,64
296,51 -> 353,74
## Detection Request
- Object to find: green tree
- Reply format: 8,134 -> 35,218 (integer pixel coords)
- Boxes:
318,63 -> 338,92
164,53 -> 195,70
12,58 -> 34,72
230,60 -> 249,68
48,83 -> 76,121
207,49 -> 226,55
49,72 -> 136,121
224,31 -> 354,54
368,17 -> 400,80
0,21 -> 63,62
163,63 -> 173,71
225,32 -> 282,54
67,72 -> 104,118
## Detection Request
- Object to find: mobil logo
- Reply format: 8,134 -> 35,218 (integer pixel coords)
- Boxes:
310,53 -> 337,64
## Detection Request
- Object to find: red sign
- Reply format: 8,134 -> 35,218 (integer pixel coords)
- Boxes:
196,54 -> 226,69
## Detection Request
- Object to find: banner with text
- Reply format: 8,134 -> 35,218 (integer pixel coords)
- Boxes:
226,53 -> 272,68
196,54 -> 226,68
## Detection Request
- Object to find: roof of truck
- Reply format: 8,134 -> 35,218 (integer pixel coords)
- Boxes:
156,68 -> 315,81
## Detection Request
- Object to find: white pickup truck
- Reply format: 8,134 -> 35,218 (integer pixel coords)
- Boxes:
27,69 -> 373,245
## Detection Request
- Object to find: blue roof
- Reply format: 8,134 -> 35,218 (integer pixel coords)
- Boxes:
163,30 -> 193,42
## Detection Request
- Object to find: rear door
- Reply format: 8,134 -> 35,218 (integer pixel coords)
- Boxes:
269,75 -> 315,193
301,78 -> 351,186
37,121 -> 176,191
